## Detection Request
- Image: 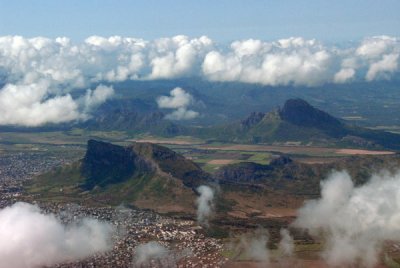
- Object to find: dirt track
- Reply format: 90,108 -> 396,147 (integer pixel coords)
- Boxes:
201,144 -> 395,156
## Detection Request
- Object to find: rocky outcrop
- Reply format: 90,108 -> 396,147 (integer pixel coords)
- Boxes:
81,139 -> 212,190
130,142 -> 213,188
81,140 -> 153,190
240,112 -> 265,129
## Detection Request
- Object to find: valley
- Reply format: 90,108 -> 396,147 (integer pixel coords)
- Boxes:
1,128 -> 400,266
1,99 -> 400,267
1,3 -> 400,266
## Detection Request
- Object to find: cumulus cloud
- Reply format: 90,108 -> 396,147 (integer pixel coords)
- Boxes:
0,82 -> 80,126
1,35 -> 400,126
0,202 -> 114,268
0,83 -> 113,126
1,35 -> 399,88
293,170 -> 400,267
148,35 -> 213,79
334,68 -> 355,83
156,87 -> 199,120
203,37 -> 333,86
81,84 -> 115,116
157,87 -> 193,109
366,53 -> 399,81
196,185 -> 215,226
356,36 -> 398,59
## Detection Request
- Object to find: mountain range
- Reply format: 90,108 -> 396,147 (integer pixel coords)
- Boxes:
196,98 -> 400,149
26,139 -> 400,219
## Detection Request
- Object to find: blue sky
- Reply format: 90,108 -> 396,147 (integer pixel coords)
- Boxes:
0,0 -> 399,42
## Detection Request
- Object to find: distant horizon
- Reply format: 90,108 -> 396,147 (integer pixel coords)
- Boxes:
1,0 -> 399,42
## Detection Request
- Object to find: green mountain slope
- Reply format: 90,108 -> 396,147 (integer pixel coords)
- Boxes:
202,98 -> 400,149
25,139 -> 400,220
26,140 -> 212,213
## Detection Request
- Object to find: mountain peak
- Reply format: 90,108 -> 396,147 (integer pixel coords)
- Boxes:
279,98 -> 345,136
81,140 -> 153,190
240,111 -> 266,129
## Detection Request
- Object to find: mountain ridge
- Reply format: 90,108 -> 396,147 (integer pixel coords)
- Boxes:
203,98 -> 400,149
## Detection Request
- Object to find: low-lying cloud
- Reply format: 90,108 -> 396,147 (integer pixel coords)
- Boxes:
278,228 -> 295,257
134,241 -> 191,267
196,185 -> 215,226
293,170 -> 400,267
0,202 -> 114,268
0,35 -> 399,126
0,82 -> 113,127
157,87 -> 199,120
134,241 -> 170,266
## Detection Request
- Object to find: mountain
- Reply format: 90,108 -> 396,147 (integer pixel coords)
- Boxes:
81,140 -> 154,190
82,99 -> 186,136
279,98 -> 346,137
204,98 -> 400,149
25,139 -> 400,221
27,139 -> 212,213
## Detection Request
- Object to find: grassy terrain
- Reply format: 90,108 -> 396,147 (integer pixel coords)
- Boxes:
1,129 -> 395,176
7,129 -> 400,266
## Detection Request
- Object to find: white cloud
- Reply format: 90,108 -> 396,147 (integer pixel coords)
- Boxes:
356,36 -> 397,59
81,84 -> 115,116
293,170 -> 400,267
165,107 -> 199,120
334,68 -> 355,83
157,87 -> 199,120
231,228 -> 270,265
203,37 -> 333,86
157,87 -> 193,109
196,185 -> 215,226
0,82 -> 80,126
278,229 -> 294,257
0,82 -> 113,127
0,35 -> 400,126
1,35 -> 399,89
0,202 -> 114,268
134,241 -> 169,266
366,53 -> 399,81
148,35 -> 213,79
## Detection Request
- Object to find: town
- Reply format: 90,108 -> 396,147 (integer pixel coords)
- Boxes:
0,151 -> 227,267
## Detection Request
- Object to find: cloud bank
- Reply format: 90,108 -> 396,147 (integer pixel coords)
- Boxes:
293,170 -> 400,267
0,202 -> 114,268
156,87 -> 199,120
0,35 -> 399,126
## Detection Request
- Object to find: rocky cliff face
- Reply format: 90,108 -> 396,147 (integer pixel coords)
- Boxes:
240,112 -> 266,129
81,139 -> 212,190
81,139 -> 153,190
130,142 -> 212,188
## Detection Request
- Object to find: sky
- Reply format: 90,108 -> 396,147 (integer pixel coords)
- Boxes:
0,0 -> 399,42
